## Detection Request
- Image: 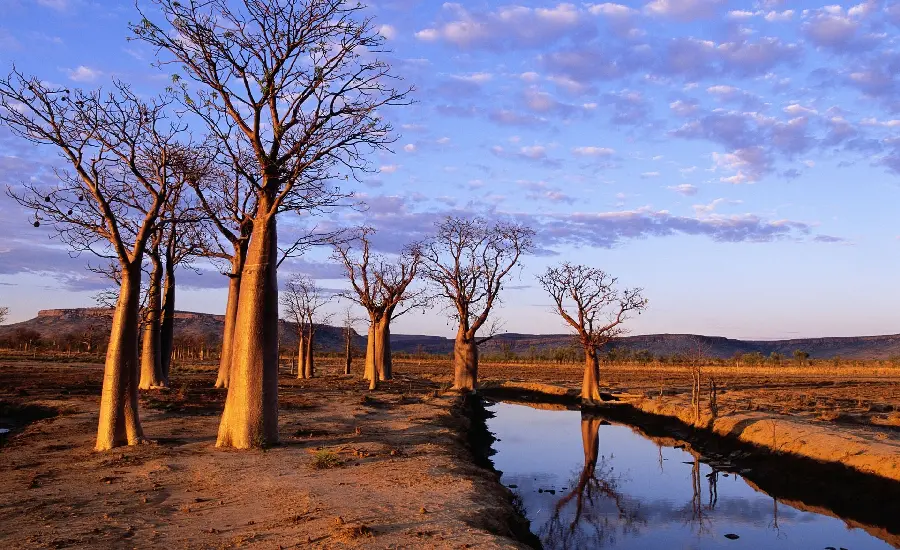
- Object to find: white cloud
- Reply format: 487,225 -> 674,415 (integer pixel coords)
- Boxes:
640,171 -> 661,178
64,65 -> 102,82
573,146 -> 615,157
380,164 -> 399,174
668,184 -> 699,196
379,24 -> 397,40
403,144 -> 417,153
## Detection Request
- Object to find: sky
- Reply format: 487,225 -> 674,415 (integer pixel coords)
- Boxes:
2,0 -> 900,340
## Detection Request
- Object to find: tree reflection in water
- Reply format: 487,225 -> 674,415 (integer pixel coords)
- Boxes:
539,413 -> 645,549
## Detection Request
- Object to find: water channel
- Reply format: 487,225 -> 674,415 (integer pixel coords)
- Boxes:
486,401 -> 898,549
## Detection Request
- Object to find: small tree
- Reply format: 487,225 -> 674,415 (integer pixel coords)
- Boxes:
281,275 -> 330,379
332,228 -> 422,388
793,349 -> 810,366
538,263 -> 647,403
0,306 -> 8,325
422,217 -> 534,391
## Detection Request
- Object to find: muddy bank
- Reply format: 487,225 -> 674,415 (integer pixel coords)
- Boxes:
481,382 -> 900,546
0,362 -> 534,549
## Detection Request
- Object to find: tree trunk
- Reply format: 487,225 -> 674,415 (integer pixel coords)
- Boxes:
96,266 -> 145,451
304,326 -> 315,378
216,210 -> 279,449
215,250 -> 245,389
139,254 -> 165,389
453,332 -> 478,391
581,346 -> 602,403
344,325 -> 352,375
364,324 -> 376,382
159,260 -> 176,384
374,318 -> 392,381
296,332 -> 306,379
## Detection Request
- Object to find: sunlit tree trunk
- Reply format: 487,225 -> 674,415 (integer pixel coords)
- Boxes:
215,250 -> 245,389
453,330 -> 478,391
365,324 -> 376,383
96,266 -> 145,451
159,261 -> 176,384
139,253 -> 165,389
216,206 -> 279,449
581,346 -> 602,403
296,332 -> 306,379
374,318 -> 392,381
304,326 -> 315,379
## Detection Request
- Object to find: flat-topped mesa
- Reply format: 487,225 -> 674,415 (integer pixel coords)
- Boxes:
38,308 -> 114,319
37,308 -> 225,322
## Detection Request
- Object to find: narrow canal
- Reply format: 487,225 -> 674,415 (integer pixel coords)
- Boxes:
486,401 -> 897,549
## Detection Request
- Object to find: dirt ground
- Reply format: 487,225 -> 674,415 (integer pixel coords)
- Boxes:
0,359 -> 532,549
2,356 -> 899,549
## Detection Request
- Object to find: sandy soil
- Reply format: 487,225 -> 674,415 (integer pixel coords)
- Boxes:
0,360 -> 533,549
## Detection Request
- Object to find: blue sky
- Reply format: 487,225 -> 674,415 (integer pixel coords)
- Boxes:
2,0 -> 900,339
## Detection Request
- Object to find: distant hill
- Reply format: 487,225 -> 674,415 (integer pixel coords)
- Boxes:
2,308 -> 900,360
0,308 -> 365,353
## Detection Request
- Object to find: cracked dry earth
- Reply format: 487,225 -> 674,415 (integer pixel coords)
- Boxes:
0,362 -> 530,549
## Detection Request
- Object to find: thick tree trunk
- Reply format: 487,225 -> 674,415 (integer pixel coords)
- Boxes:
139,254 -> 165,389
215,251 -> 245,389
581,347 -> 602,403
96,267 -> 145,451
344,325 -> 352,375
304,328 -> 315,378
296,332 -> 306,379
364,324 -> 376,382
453,332 -> 478,391
374,318 -> 392,381
216,211 -> 279,449
159,262 -> 175,384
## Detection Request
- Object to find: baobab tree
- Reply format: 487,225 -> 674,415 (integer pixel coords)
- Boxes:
332,228 -> 422,388
538,263 -> 647,403
281,274 -> 330,379
1,71 -> 184,450
421,217 -> 534,391
139,234 -> 167,389
134,0 -> 410,448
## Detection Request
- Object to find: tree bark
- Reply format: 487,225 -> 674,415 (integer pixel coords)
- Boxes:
96,266 -> 145,451
374,318 -> 392,381
581,346 -> 602,403
139,253 -> 165,389
304,327 -> 315,379
344,325 -> 352,375
159,259 -> 176,384
216,210 -> 279,449
453,332 -> 478,391
215,250 -> 245,389
364,324 -> 376,382
296,332 -> 306,379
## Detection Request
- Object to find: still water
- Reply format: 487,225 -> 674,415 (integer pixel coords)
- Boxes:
486,401 -> 897,550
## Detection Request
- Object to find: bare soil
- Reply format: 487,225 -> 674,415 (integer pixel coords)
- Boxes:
0,359 -> 533,549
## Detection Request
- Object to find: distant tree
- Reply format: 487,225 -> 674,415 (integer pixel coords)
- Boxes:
0,306 -> 8,325
1,71 -> 186,450
281,275 -> 330,379
793,349 -> 810,366
538,263 -> 647,403
421,217 -> 534,391
332,228 -> 422,388
768,351 -> 784,365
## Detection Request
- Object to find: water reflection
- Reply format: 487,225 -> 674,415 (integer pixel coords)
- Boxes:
487,401 -> 897,550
